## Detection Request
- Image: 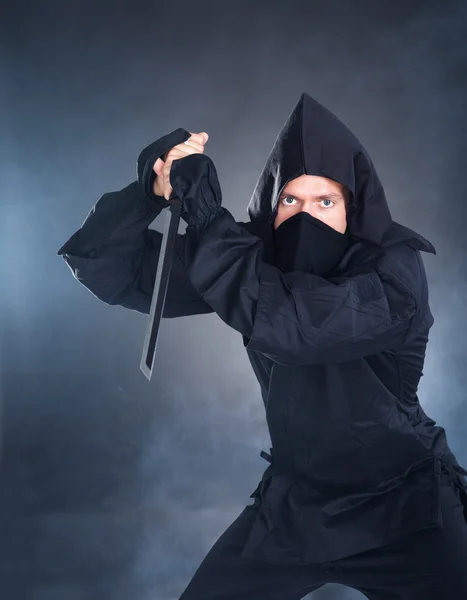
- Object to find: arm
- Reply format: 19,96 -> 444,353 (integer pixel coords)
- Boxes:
169,154 -> 422,366
57,180 -> 214,317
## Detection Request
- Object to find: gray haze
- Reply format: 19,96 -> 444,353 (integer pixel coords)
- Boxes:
1,0 -> 467,598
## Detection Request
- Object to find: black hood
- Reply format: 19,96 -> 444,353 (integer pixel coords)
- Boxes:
245,93 -> 435,269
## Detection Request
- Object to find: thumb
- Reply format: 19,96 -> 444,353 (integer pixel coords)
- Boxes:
153,157 -> 164,176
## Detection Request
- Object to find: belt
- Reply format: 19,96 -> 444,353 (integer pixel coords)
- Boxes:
259,448 -> 467,495
440,460 -> 467,493
260,448 -> 273,464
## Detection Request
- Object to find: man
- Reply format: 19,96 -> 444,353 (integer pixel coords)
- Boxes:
58,93 -> 467,598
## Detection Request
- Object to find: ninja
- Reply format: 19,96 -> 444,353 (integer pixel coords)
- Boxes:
58,93 -> 467,599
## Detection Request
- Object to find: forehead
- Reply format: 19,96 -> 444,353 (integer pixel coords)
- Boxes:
282,175 -> 344,197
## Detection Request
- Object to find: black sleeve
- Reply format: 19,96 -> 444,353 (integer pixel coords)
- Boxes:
56,180 -> 215,317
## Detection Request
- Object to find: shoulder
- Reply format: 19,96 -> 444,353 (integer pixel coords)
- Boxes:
376,244 -> 427,302
235,219 -> 256,233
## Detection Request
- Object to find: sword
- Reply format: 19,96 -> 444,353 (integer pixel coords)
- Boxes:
140,197 -> 181,380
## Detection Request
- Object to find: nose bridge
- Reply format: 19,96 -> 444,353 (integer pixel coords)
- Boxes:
300,201 -> 316,218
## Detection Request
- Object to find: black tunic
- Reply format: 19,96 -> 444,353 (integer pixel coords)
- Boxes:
57,92 -> 467,564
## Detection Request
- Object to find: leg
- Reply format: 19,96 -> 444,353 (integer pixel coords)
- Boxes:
179,505 -> 325,600
336,472 -> 467,600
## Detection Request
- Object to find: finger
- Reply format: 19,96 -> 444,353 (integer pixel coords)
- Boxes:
178,143 -> 205,155
162,143 -> 204,198
181,139 -> 205,152
153,157 -> 164,176
162,152 -> 190,189
188,132 -> 209,145
165,148 -> 205,164
161,157 -> 174,199
164,147 -> 200,172
170,139 -> 205,154
163,161 -> 173,198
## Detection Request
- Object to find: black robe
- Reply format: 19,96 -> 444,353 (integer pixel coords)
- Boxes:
57,92 -> 467,564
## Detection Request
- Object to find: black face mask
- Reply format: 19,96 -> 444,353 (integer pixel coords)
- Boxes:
272,211 -> 351,277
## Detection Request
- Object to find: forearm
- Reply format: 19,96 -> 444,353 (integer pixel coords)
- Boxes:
57,181 -> 165,259
184,208 -> 263,338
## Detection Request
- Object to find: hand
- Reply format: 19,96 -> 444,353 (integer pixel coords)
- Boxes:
152,131 -> 209,200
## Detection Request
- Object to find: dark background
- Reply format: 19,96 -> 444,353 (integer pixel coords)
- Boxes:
1,0 -> 467,598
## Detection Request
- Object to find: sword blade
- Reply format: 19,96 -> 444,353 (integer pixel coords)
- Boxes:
140,198 -> 181,380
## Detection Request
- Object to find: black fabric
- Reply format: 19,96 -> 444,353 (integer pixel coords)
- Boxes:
164,92 -> 467,562
169,153 -> 224,235
246,93 -> 393,248
272,210 -> 351,276
178,470 -> 467,599
56,180 -> 216,317
57,92 -> 467,568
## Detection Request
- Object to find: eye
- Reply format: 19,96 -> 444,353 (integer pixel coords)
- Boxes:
280,196 -> 336,208
281,196 -> 298,206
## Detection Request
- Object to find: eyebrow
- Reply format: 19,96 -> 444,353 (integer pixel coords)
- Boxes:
280,192 -> 344,201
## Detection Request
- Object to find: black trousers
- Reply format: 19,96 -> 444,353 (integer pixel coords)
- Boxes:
179,470 -> 467,600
